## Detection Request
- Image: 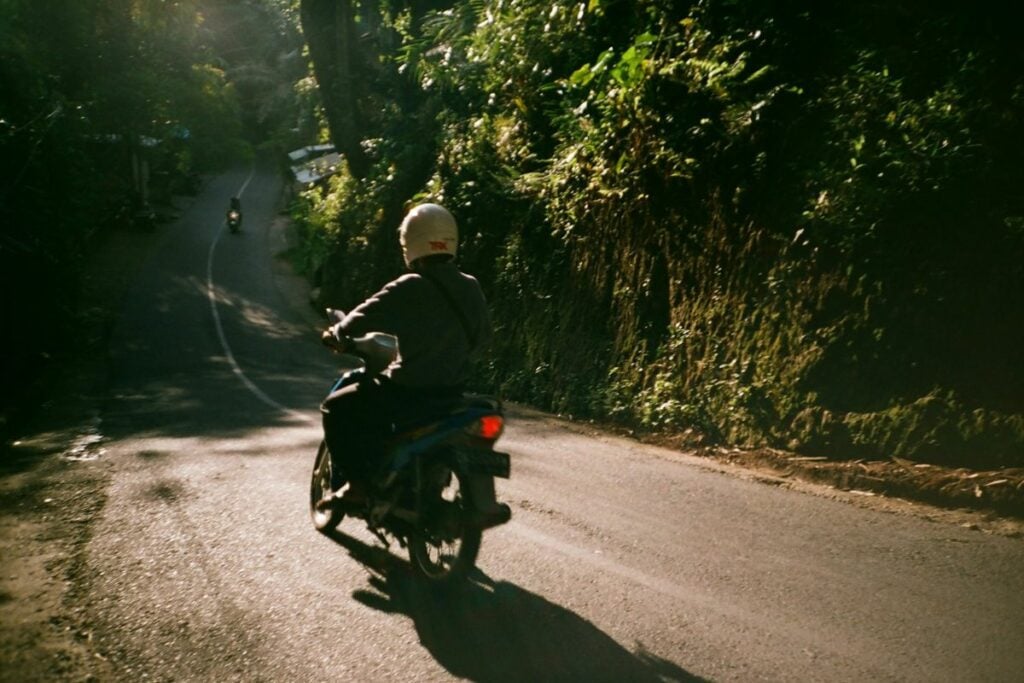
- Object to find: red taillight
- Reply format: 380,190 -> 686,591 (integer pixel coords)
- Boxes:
475,415 -> 504,440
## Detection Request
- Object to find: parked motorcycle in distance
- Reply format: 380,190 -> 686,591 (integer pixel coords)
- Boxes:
311,309 -> 511,586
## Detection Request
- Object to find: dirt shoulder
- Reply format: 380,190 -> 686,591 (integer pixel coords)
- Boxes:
0,432 -> 114,682
521,409 -> 1024,538
716,446 -> 1024,523
708,445 -> 1024,536
0,209 -> 177,681
600,427 -> 1024,537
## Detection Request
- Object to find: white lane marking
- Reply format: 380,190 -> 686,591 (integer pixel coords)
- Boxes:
236,167 -> 255,196
206,167 -> 314,424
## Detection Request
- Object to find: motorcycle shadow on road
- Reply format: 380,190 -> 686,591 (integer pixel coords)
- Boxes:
324,528 -> 707,683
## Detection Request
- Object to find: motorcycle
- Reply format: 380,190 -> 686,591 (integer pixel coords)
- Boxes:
226,209 -> 242,233
310,310 -> 511,586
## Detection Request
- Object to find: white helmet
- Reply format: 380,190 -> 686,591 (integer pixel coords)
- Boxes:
398,203 -> 458,267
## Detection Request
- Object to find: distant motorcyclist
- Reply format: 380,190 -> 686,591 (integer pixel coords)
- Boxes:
319,203 -> 492,507
226,196 -> 242,231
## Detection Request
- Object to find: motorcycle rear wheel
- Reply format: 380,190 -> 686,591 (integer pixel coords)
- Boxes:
310,441 -> 345,532
408,464 -> 482,586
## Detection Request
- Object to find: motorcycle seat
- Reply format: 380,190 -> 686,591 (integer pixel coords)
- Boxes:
453,394 -> 502,414
390,394 -> 501,435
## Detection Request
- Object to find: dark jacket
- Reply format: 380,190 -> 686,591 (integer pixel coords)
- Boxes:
338,261 -> 492,389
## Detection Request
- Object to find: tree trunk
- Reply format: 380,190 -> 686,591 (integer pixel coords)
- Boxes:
299,0 -> 370,179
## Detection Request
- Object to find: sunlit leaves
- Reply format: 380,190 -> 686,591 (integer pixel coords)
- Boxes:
290,0 -> 1024,461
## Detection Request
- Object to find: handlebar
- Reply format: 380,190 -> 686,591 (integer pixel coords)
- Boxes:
321,326 -> 350,352
321,309 -> 398,371
321,308 -> 353,353
321,322 -> 399,374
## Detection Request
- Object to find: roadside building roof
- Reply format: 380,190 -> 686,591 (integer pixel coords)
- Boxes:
287,143 -> 335,163
291,151 -> 342,185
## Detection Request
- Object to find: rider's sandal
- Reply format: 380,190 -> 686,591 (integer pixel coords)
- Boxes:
335,481 -> 368,510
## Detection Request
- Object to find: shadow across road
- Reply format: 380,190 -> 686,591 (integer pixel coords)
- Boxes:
324,529 -> 707,683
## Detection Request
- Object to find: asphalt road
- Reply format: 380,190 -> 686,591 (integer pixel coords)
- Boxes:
79,166 -> 1024,682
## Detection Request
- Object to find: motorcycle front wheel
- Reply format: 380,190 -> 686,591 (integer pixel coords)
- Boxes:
408,464 -> 482,586
310,441 -> 345,532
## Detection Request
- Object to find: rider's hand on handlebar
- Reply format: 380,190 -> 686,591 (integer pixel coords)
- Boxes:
321,325 -> 351,353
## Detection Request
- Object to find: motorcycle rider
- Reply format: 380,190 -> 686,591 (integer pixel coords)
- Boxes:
319,203 -> 492,508
227,196 -> 242,223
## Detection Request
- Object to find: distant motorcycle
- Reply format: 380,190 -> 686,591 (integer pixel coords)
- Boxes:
226,209 -> 242,233
227,196 -> 242,233
311,309 -> 511,586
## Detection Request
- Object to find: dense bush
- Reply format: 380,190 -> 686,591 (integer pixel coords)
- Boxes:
296,0 -> 1024,467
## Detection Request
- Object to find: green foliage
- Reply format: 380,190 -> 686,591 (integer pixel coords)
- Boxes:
294,0 -> 1024,466
198,0 -> 309,153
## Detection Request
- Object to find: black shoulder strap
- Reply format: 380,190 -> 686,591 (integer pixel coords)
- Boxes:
419,269 -> 478,348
